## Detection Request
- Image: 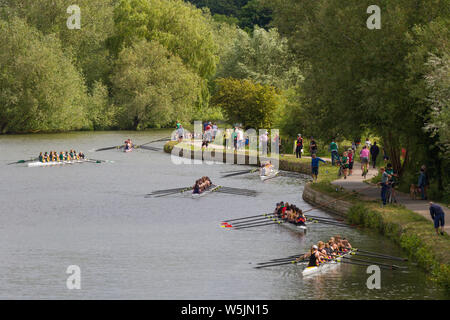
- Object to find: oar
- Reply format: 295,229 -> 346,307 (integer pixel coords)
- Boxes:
223,214 -> 271,222
147,187 -> 189,195
215,190 -> 257,196
227,217 -> 280,228
352,252 -> 407,262
87,158 -> 114,163
336,258 -> 398,270
221,169 -> 257,178
258,255 -> 307,265
234,222 -> 283,230
305,214 -> 344,222
352,249 -> 408,261
7,158 -> 38,165
222,216 -> 274,226
342,256 -> 406,269
94,145 -> 123,152
254,259 -> 303,269
150,187 -> 194,198
136,137 -> 170,147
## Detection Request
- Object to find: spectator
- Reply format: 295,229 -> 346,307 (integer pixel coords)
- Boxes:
329,138 -> 339,166
418,165 -> 428,200
360,146 -> 370,178
310,137 -> 318,155
365,138 -> 371,149
176,124 -> 184,142
311,154 -> 327,183
429,202 -> 445,235
347,148 -> 354,176
341,151 -> 349,179
295,134 -> 303,159
370,141 -> 380,168
260,131 -> 268,155
378,167 -> 392,206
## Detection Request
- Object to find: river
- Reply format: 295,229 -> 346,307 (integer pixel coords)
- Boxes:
0,131 -> 446,299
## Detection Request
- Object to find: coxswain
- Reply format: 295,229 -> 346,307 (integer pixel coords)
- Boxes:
78,151 -> 85,159
306,245 -> 323,266
38,152 -> 44,162
295,209 -> 306,226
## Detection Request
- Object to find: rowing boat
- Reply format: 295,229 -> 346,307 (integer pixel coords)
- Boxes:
260,170 -> 279,181
192,185 -> 221,198
263,214 -> 309,233
302,249 -> 354,276
27,159 -> 88,167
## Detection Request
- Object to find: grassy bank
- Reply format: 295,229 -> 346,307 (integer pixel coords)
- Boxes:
309,182 -> 450,292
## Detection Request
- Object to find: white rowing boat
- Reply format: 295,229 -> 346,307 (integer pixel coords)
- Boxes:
263,214 -> 309,233
27,159 -> 88,167
191,185 -> 221,198
302,250 -> 354,276
260,170 -> 279,181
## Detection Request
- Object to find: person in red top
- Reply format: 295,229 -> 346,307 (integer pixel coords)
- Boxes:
347,148 -> 354,176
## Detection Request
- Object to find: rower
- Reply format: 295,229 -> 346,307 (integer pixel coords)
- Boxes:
193,180 -> 200,194
43,152 -> 49,162
307,245 -> 323,267
295,209 -> 306,226
59,152 -> 64,161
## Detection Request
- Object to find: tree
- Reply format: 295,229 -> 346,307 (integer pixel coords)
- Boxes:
110,0 -> 218,79
216,26 -> 302,89
111,40 -> 200,130
1,0 -> 116,90
0,18 -> 88,133
87,81 -> 120,130
212,78 -> 281,129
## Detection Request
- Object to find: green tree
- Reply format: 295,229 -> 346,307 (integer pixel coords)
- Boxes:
110,0 -> 218,79
87,81 -> 120,130
0,18 -> 88,133
216,26 -> 302,89
212,78 -> 281,129
1,0 -> 116,90
111,40 -> 200,130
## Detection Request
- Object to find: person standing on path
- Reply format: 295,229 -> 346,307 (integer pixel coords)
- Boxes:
311,154 -> 327,182
329,138 -> 339,166
378,167 -> 392,206
295,134 -> 303,159
418,165 -> 429,200
310,137 -> 318,155
370,142 -> 380,168
429,202 -> 445,235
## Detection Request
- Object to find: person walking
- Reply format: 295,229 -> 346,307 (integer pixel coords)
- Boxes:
418,165 -> 428,200
311,154 -> 327,183
347,148 -> 354,176
329,138 -> 339,166
341,151 -> 349,179
295,134 -> 303,159
370,141 -> 380,168
359,145 -> 370,178
429,202 -> 445,235
378,167 -> 392,206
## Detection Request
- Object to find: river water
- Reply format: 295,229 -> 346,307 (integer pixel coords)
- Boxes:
0,131 -> 446,299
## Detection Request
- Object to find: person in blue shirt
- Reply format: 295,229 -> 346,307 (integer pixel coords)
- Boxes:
429,202 -> 445,235
311,154 -> 327,182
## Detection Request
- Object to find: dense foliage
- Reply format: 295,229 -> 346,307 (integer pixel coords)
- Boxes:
269,0 -> 450,201
186,0 -> 272,30
212,78 -> 280,129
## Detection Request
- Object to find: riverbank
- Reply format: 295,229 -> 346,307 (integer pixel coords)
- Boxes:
164,140 -> 450,293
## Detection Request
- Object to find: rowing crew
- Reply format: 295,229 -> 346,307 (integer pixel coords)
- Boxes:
193,176 -> 213,194
301,236 -> 353,267
38,150 -> 85,163
260,161 -> 274,176
124,139 -> 133,151
273,202 -> 306,226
